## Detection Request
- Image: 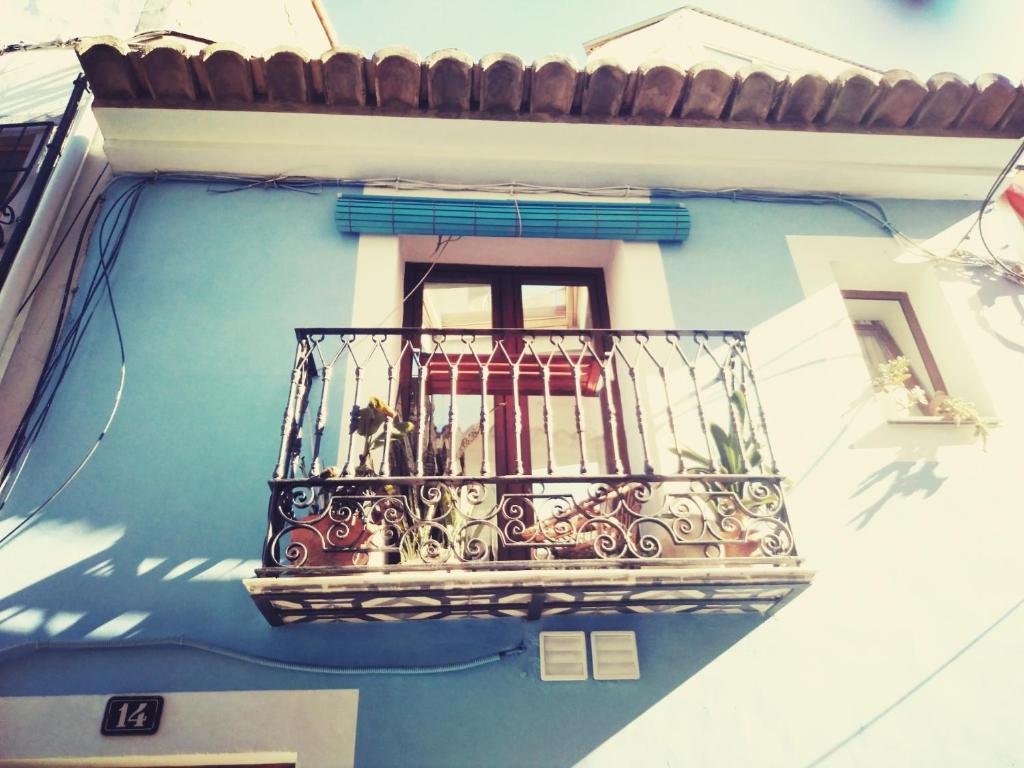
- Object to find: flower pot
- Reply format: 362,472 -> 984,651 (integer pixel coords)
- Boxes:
287,511 -> 385,567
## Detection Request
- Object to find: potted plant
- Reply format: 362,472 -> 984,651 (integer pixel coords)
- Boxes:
287,397 -> 413,567
667,390 -> 785,558
875,356 -> 989,446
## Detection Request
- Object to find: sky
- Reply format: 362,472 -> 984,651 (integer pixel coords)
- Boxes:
6,0 -> 1024,81
322,0 -> 1023,80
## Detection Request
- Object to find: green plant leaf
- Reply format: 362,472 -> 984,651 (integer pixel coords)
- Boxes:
354,405 -> 388,438
730,390 -> 749,425
741,492 -> 779,509
749,448 -> 763,470
711,424 -> 742,473
670,446 -> 712,467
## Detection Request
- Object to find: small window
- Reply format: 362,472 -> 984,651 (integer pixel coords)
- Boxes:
0,123 -> 50,208
1,122 -> 52,247
702,44 -> 788,79
702,44 -> 754,71
842,290 -> 946,416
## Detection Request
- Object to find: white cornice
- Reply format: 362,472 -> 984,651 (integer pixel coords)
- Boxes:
94,107 -> 1016,200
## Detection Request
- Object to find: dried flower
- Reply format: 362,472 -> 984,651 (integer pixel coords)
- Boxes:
932,392 -> 989,448
873,356 -> 913,390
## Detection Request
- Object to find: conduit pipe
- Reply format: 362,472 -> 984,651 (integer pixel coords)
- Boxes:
0,636 -> 526,675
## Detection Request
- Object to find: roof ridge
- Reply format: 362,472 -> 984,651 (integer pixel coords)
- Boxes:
583,5 -> 883,74
682,5 -> 883,74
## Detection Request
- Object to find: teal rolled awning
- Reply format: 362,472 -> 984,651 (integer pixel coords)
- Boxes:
335,195 -> 690,242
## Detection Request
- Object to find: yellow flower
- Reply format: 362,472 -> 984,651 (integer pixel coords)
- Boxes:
368,396 -> 398,420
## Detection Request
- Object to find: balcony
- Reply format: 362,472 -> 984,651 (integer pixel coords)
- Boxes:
246,328 -> 812,624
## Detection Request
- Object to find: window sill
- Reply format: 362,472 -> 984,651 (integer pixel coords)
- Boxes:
886,416 -> 999,427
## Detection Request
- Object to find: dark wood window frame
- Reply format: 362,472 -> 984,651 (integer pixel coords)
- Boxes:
402,262 -> 619,471
400,264 -> 627,559
841,289 -> 947,395
403,263 -> 612,329
0,123 -> 50,208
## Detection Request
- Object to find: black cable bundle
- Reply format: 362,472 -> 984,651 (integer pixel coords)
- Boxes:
0,177 -> 150,546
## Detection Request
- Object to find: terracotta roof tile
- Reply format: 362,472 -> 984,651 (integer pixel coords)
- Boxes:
75,37 -> 1024,138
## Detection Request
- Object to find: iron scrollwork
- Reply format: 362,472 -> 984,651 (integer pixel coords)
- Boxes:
266,476 -> 795,568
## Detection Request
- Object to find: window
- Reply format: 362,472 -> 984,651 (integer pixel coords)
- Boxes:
702,44 -> 789,79
402,264 -> 621,558
0,122 -> 52,246
842,289 -> 946,416
403,263 -> 616,473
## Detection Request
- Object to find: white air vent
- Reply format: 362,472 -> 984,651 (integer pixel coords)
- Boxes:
590,631 -> 640,680
539,631 -> 588,681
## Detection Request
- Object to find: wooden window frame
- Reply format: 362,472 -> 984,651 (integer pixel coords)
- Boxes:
841,289 -> 947,394
403,263 -> 611,329
401,262 -> 626,470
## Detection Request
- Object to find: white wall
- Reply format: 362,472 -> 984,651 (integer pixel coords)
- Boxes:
0,690 -> 357,767
578,207 -> 1024,766
93,106 -> 1017,201
587,7 -> 878,77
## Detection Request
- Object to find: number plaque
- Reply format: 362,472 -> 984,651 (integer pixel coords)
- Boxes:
101,695 -> 163,735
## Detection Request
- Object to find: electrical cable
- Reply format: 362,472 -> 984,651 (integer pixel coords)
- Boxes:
0,249 -> 126,547
931,138 -> 1024,282
0,191 -> 106,489
324,233 -> 461,367
0,636 -> 526,675
16,162 -> 109,316
5,181 -> 144,467
132,172 -> 914,250
972,139 -> 1024,284
0,179 -> 146,540
2,179 -> 142,479
3,178 -> 145,481
370,234 -> 460,328
2,30 -> 218,56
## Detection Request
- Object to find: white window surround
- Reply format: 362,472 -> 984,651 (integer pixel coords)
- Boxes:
785,231 -> 997,426
346,188 -> 676,332
342,190 -> 678,470
0,690 -> 356,767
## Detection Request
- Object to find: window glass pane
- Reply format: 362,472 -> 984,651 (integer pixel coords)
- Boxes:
845,298 -> 936,390
421,282 -> 493,354
521,284 -> 592,330
421,282 -> 492,328
0,135 -> 37,205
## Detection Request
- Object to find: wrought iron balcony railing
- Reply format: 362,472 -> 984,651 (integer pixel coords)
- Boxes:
259,327 -> 800,578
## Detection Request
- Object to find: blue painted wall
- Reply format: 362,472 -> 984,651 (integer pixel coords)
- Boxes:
661,197 -> 977,330
0,180 -> 981,767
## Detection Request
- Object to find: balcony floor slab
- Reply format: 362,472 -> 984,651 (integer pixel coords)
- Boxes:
245,564 -> 813,624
